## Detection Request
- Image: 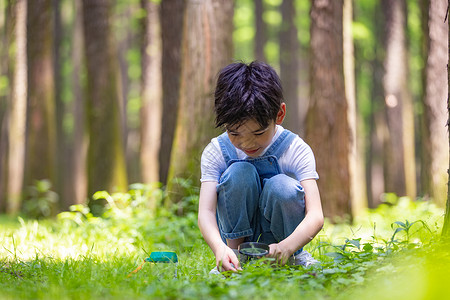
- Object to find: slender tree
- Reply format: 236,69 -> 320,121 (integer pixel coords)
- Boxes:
421,0 -> 449,206
166,0 -> 234,203
140,0 -> 162,185
381,0 -> 416,200
254,0 -> 267,62
307,0 -> 351,219
68,0 -> 87,205
53,0 -> 65,206
442,1 -> 450,237
279,0 -> 300,134
115,3 -> 139,183
296,1 -> 311,138
3,0 -> 27,213
0,114 -> 6,212
82,0 -> 127,203
24,0 -> 57,207
159,0 -> 186,186
0,0 -> 6,211
344,0 -> 367,215
366,1 -> 386,208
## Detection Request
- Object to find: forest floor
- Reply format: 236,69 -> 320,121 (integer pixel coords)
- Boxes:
0,188 -> 449,299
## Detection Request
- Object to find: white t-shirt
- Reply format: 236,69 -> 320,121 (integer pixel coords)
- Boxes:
200,125 -> 319,183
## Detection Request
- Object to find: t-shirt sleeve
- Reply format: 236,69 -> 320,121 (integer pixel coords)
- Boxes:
283,137 -> 319,182
200,139 -> 226,182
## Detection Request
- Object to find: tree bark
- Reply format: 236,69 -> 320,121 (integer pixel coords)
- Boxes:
279,0 -> 300,134
381,0 -> 416,199
68,0 -> 87,205
140,0 -> 162,185
421,0 -> 449,206
3,0 -> 27,214
159,0 -> 186,186
344,0 -> 367,216
115,4 -> 138,183
53,0 -> 66,205
0,0 -> 6,211
82,0 -> 127,203
442,0 -> 450,237
307,0 -> 351,219
25,0 -> 57,205
366,2 -> 386,208
166,0 -> 233,204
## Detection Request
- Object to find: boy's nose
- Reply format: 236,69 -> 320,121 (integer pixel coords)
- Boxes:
240,136 -> 255,148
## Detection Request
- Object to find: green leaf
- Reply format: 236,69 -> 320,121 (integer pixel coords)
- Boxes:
362,243 -> 373,252
393,221 -> 406,228
347,238 -> 361,249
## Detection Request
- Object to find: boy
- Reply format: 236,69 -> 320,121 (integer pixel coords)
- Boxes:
198,61 -> 324,272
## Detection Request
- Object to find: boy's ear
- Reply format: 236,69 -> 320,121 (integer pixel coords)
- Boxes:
275,103 -> 286,125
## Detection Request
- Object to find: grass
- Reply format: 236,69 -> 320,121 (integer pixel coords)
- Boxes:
0,186 -> 448,299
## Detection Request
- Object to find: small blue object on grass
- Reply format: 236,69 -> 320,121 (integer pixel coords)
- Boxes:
146,251 -> 178,263
145,251 -> 178,278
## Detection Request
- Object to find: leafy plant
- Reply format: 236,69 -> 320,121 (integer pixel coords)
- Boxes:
23,180 -> 58,219
389,219 -> 432,246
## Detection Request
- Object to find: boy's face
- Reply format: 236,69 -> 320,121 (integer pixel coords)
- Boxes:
226,104 -> 286,158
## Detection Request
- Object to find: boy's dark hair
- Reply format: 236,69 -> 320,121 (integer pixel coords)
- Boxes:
214,61 -> 283,129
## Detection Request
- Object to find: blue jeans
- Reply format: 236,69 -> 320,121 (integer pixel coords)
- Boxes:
216,161 -> 306,254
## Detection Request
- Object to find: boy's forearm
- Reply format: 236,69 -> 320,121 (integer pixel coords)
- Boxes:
279,179 -> 324,255
198,210 -> 226,255
198,181 -> 226,256
279,212 -> 324,255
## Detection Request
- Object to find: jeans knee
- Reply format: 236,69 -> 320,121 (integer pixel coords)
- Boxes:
263,174 -> 304,204
219,161 -> 259,187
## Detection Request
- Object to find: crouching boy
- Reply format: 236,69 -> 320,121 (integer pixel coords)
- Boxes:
198,61 -> 324,272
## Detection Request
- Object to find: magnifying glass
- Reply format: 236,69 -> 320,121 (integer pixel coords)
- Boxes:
238,242 -> 269,258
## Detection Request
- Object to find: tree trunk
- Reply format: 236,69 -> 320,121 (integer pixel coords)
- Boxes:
0,115 -> 6,212
344,0 -> 367,216
82,0 -> 127,204
53,0 -> 66,206
140,0 -> 162,186
367,2 -> 386,208
421,0 -> 449,206
3,0 -> 27,214
279,0 -> 300,134
296,53 -> 309,137
442,1 -> 450,237
0,0 -> 6,211
69,0 -> 87,205
166,0 -> 233,204
25,0 -> 57,205
254,0 -> 267,62
159,0 -> 186,186
381,0 -> 416,200
115,4 -> 138,183
307,0 -> 351,219
296,1 -> 311,138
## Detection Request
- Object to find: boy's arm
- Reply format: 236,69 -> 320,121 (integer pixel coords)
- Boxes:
269,178 -> 324,264
198,181 -> 241,271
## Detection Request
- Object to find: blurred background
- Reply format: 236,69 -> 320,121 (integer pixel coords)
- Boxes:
0,0 -> 448,220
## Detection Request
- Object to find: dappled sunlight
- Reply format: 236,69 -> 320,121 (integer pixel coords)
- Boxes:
0,217 -> 140,262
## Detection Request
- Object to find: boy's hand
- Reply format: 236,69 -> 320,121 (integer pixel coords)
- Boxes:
268,243 -> 293,265
216,245 -> 241,272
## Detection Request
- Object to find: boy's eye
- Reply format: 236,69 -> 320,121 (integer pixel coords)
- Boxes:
229,132 -> 239,136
